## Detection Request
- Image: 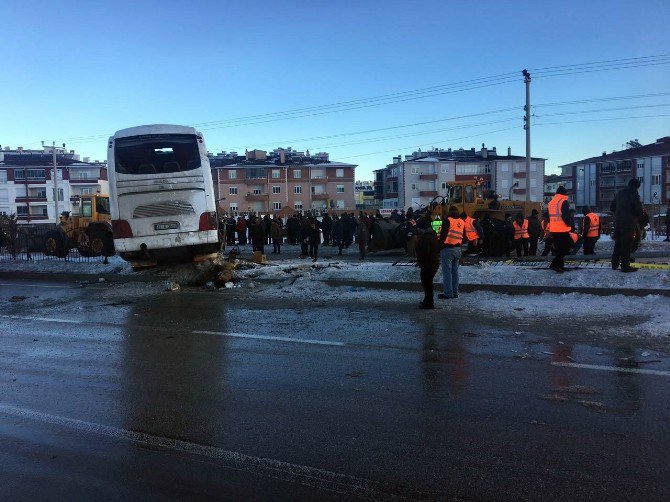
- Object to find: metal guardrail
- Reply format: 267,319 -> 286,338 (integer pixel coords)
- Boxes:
0,224 -> 111,263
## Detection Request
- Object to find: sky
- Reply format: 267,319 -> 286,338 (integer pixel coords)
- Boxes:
1,0 -> 669,179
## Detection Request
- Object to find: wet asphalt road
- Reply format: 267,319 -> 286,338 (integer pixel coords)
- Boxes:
0,278 -> 669,501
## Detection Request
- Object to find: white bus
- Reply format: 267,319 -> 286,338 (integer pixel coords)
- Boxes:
108,124 -> 219,264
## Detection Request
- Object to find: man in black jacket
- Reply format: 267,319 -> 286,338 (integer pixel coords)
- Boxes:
527,209 -> 542,256
610,178 -> 644,272
415,217 -> 439,309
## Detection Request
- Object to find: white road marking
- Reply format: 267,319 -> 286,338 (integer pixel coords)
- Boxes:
0,314 -> 80,324
0,315 -> 347,348
0,403 -> 404,499
552,361 -> 670,377
193,330 -> 346,347
0,282 -> 70,289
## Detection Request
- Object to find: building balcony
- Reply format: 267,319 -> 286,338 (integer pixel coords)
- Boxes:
17,215 -> 49,221
311,193 -> 330,200
387,176 -> 398,182
513,172 -> 527,178
513,188 -> 527,194
15,196 -> 48,202
419,173 -> 437,180
245,193 -> 269,201
386,192 -> 398,198
420,190 -> 438,197
310,177 -> 328,184
70,178 -> 100,184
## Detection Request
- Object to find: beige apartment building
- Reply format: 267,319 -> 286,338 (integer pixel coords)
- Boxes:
209,148 -> 356,215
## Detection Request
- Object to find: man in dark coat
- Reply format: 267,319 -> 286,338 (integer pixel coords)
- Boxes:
249,217 -> 265,253
415,217 -> 440,309
503,213 -> 515,257
308,219 -> 321,262
665,207 -> 670,242
270,219 -> 282,254
527,209 -> 542,256
299,216 -> 310,258
263,215 -> 272,245
332,215 -> 344,255
356,216 -> 369,260
226,216 -> 236,245
610,178 -> 644,272
236,216 -> 247,245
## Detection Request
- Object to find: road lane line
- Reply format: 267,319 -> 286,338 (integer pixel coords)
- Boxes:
193,330 -> 346,347
0,402 -> 410,500
552,361 -> 670,377
0,314 -> 80,324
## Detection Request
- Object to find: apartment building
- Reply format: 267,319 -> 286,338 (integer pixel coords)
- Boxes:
559,136 -> 670,211
354,181 -> 377,211
543,174 -> 574,204
374,144 -> 545,210
209,148 -> 356,215
0,146 -> 108,223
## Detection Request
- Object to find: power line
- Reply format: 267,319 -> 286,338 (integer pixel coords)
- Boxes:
536,102 -> 670,118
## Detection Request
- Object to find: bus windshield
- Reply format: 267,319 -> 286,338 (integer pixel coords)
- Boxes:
114,134 -> 201,175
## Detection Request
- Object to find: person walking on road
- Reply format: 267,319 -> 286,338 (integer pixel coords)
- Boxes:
582,206 -> 600,255
547,186 -> 573,273
610,178 -> 644,272
356,216 -> 369,260
308,219 -> 321,262
438,206 -> 465,299
415,217 -> 440,309
527,209 -> 541,256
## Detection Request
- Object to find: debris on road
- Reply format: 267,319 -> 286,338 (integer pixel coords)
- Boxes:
539,394 -> 570,402
346,370 -> 364,378
165,281 -> 180,292
553,385 -> 599,395
578,400 -> 607,413
9,296 -> 27,302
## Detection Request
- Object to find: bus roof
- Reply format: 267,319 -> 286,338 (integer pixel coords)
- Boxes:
110,124 -> 200,140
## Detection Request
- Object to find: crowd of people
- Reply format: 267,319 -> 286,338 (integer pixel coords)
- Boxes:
218,212 -> 375,262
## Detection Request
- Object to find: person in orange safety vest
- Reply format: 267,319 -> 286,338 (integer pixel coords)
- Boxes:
461,212 -> 483,254
547,186 -> 574,273
512,212 -> 530,257
438,206 -> 465,299
581,206 -> 600,255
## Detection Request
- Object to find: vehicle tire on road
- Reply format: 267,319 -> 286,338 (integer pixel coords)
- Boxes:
44,230 -> 68,258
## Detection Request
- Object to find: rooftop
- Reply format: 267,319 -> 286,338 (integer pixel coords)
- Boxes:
559,136 -> 670,167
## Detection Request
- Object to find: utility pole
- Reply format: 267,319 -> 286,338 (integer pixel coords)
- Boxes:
43,141 -> 60,222
522,69 -> 531,202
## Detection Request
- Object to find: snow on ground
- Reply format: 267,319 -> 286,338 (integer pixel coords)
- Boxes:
0,254 -> 133,275
245,275 -> 670,338
236,258 -> 670,291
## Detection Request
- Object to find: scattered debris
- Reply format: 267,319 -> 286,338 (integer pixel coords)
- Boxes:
566,355 -> 577,362
224,282 -> 235,288
346,370 -> 364,378
641,351 -> 650,357
203,281 -> 217,291
530,419 -> 546,425
539,394 -> 570,402
514,331 -> 522,335
165,281 -> 180,292
578,400 -> 606,413
462,332 -> 479,337
542,351 -> 554,355
618,357 -> 639,368
514,307 -> 525,311
553,385 -> 599,395
9,296 -> 27,302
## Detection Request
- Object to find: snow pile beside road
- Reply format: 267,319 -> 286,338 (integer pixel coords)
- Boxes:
0,255 -> 133,274
236,260 -> 670,291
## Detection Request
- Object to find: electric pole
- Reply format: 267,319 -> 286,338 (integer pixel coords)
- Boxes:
42,141 -> 60,221
523,69 -> 531,202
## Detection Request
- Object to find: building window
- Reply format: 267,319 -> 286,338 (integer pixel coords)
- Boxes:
272,169 -> 281,179
502,180 -> 509,189
79,172 -> 89,179
253,188 -> 262,195
440,163 -> 449,173
56,188 -> 64,201
501,163 -> 509,172
230,203 -> 238,214
530,179 -> 537,188
228,169 -> 237,179
441,182 -> 448,190
411,183 -> 418,190
272,186 -> 281,194
410,167 -> 419,175
294,201 -> 303,210
336,168 -> 344,178
16,206 -> 28,215
293,169 -> 301,178
294,185 -> 302,194
336,200 -> 345,209
273,202 -> 281,210
336,185 -> 345,193
0,171 -> 7,183
81,188 -> 92,195
229,187 -> 238,195
531,163 -> 537,172
652,174 -> 661,185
